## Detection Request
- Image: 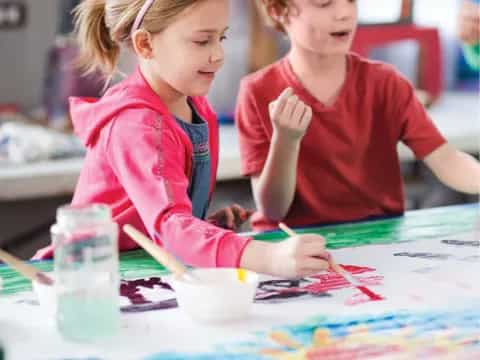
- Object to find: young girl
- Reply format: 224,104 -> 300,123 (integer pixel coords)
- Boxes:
236,0 -> 480,232
34,0 -> 330,279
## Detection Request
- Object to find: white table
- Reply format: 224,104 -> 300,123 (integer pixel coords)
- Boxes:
0,92 -> 478,201
0,206 -> 479,359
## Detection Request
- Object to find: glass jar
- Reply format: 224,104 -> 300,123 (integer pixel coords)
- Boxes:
52,204 -> 120,342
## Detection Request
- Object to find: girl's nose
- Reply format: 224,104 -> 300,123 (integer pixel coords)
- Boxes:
209,42 -> 225,64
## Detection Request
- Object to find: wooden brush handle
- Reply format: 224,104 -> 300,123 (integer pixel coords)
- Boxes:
0,248 -> 52,285
123,224 -> 189,278
279,223 -> 297,237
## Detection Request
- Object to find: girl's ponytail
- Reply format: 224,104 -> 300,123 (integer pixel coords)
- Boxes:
73,0 -> 120,80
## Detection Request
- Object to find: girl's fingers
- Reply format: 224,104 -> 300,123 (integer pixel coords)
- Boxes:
300,257 -> 330,273
299,237 -> 326,257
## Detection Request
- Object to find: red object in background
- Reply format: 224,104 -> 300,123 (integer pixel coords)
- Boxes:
352,24 -> 443,102
0,104 -> 19,114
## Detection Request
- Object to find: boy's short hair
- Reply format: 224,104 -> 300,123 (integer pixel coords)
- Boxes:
255,0 -> 291,34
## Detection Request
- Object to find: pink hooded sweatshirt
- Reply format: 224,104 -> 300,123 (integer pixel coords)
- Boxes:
33,67 -> 252,267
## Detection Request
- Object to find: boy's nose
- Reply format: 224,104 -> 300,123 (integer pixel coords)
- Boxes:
334,0 -> 355,21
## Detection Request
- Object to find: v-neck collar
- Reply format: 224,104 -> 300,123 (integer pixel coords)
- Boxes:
279,53 -> 354,113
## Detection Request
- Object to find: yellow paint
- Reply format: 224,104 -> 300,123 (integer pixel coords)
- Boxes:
269,331 -> 303,349
312,328 -> 331,346
237,268 -> 247,283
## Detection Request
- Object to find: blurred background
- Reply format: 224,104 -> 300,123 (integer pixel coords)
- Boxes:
0,0 -> 478,258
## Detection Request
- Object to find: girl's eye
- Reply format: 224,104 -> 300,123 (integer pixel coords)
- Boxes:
194,35 -> 227,46
194,40 -> 210,46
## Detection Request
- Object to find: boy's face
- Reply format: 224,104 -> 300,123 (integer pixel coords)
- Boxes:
148,0 -> 229,97
284,0 -> 358,56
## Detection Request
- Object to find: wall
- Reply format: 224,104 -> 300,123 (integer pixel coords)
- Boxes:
0,0 -> 59,110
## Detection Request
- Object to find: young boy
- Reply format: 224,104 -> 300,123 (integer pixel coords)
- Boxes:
236,0 -> 480,232
458,0 -> 480,69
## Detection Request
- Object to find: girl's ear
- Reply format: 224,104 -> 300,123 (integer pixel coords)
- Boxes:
266,3 -> 290,26
132,30 -> 154,59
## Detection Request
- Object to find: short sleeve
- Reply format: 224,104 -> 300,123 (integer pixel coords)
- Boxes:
235,79 -> 271,176
384,69 -> 446,159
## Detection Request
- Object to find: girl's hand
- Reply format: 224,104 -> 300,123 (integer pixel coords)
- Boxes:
268,234 -> 330,278
207,204 -> 254,231
240,234 -> 329,278
269,87 -> 313,142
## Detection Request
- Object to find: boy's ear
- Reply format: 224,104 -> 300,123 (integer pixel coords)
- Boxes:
132,30 -> 154,59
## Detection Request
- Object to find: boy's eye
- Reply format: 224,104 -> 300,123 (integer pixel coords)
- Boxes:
220,35 -> 227,42
312,0 -> 332,7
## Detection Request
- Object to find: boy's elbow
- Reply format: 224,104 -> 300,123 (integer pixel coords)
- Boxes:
253,181 -> 291,222
256,200 -> 288,222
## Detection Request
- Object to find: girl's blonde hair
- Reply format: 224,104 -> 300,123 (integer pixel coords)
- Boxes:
73,0 -> 201,80
255,0 -> 291,34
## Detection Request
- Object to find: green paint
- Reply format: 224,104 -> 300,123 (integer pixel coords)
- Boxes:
0,260 -> 53,296
463,43 -> 480,70
252,205 -> 478,249
0,205 -> 477,296
0,250 -> 168,296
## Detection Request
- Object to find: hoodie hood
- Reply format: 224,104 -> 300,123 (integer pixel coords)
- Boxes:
70,67 -> 171,147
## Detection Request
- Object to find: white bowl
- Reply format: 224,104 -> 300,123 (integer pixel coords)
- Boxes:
32,274 -> 57,319
170,268 -> 258,323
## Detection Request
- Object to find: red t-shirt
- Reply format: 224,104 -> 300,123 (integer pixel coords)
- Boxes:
235,53 -> 446,231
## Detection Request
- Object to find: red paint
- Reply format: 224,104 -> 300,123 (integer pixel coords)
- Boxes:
306,344 -> 403,359
305,266 -> 383,294
256,265 -> 385,304
356,286 -> 383,301
345,293 -> 371,306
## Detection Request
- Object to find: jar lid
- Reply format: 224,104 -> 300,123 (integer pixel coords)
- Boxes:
56,204 -> 113,229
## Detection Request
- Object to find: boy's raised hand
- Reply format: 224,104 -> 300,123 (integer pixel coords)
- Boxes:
269,87 -> 313,141
458,0 -> 480,45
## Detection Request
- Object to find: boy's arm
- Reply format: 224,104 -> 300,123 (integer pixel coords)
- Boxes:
423,143 -> 480,194
251,88 -> 313,221
251,131 -> 301,221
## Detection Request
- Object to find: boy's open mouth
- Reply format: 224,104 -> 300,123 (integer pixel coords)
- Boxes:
330,30 -> 351,38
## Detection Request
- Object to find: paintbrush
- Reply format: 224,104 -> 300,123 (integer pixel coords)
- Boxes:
0,248 -> 54,286
123,224 -> 200,283
278,223 -> 383,301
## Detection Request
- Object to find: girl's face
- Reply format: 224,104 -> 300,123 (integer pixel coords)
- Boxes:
147,0 -> 230,97
284,0 -> 358,56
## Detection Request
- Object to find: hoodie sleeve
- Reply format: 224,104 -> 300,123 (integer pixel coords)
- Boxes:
105,109 -> 251,268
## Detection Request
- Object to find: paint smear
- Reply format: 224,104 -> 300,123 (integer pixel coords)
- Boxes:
394,252 -> 452,260
145,307 -> 480,359
441,239 -> 480,247
256,265 -> 384,305
120,277 -> 177,313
